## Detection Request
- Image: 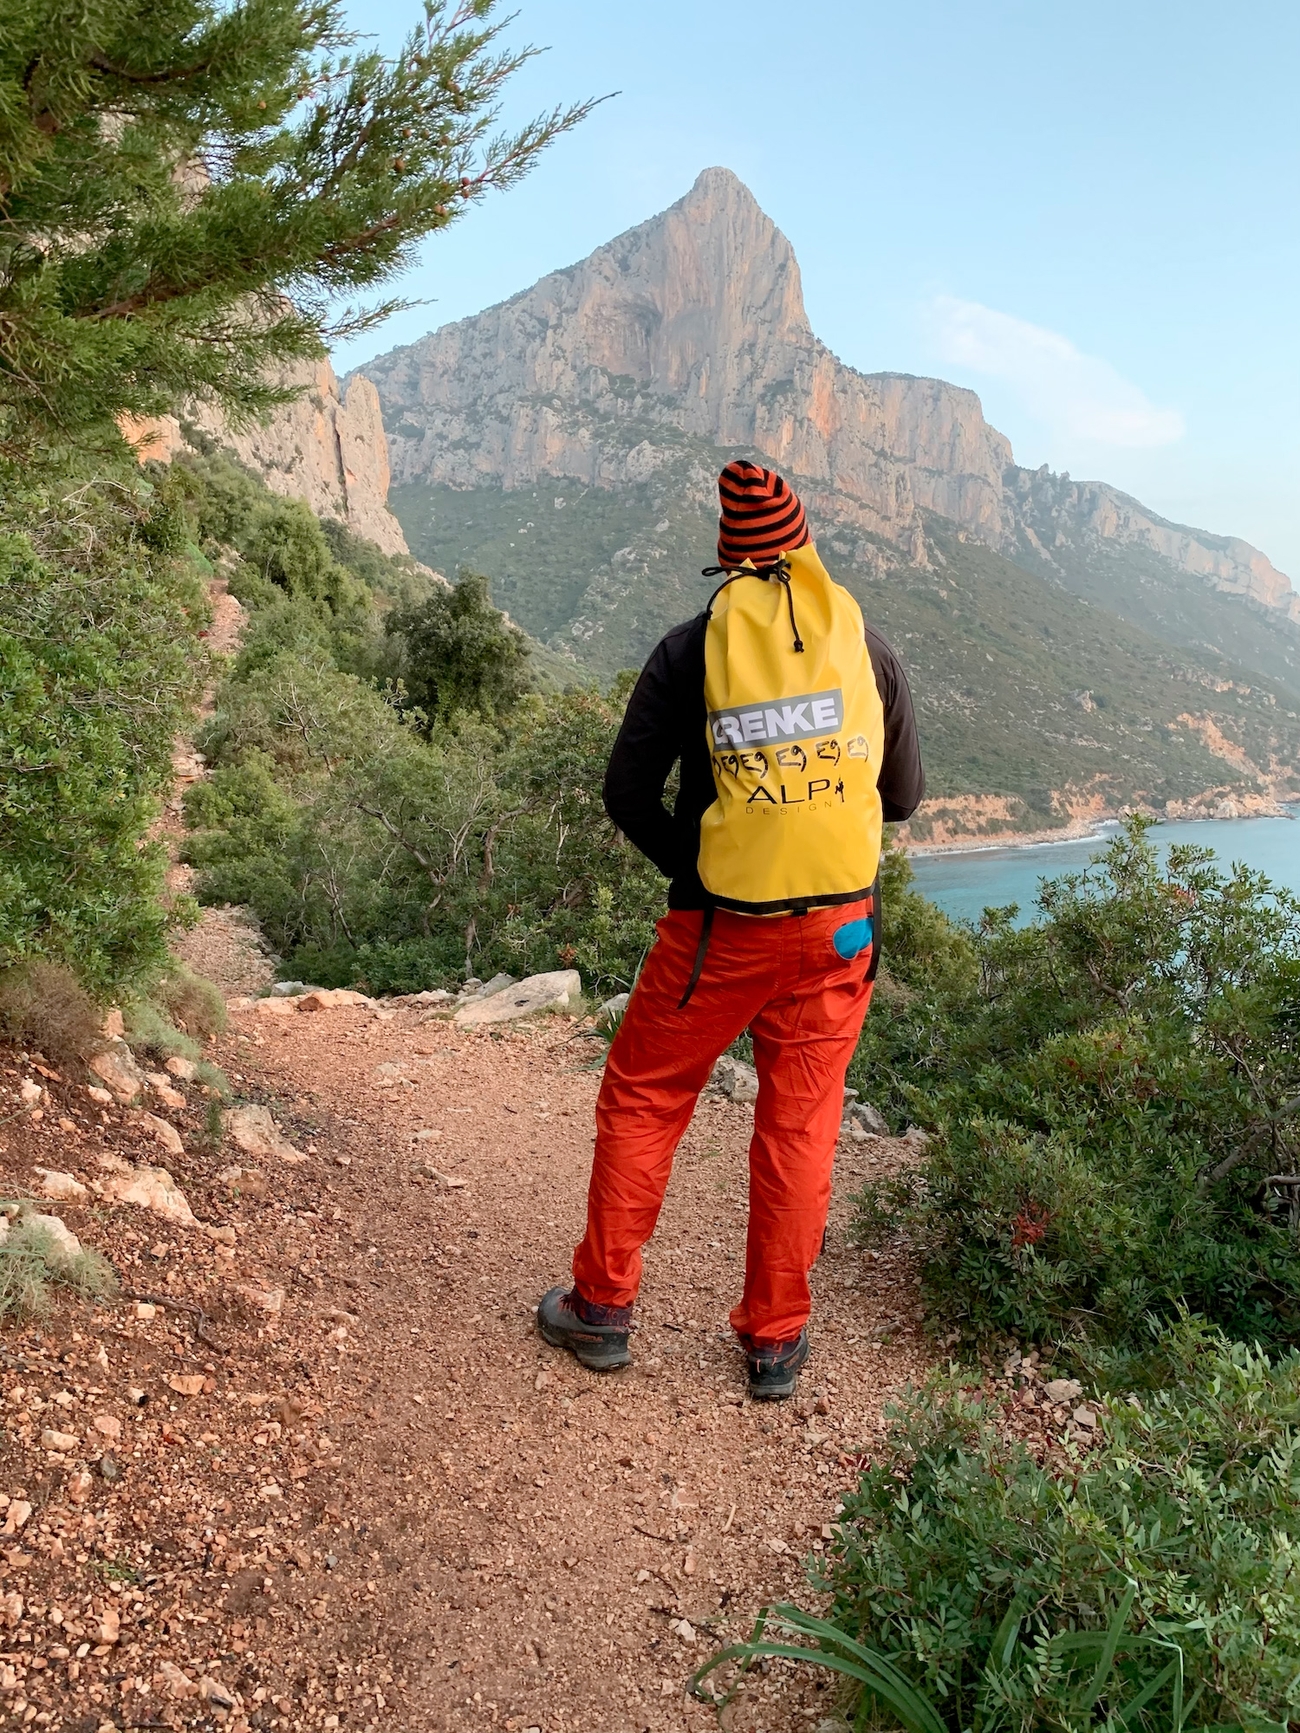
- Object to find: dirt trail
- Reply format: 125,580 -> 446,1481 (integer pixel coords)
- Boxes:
211,997 -> 929,1731
0,987 -> 929,1733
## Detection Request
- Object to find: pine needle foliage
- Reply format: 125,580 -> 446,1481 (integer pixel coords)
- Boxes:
0,0 -> 598,459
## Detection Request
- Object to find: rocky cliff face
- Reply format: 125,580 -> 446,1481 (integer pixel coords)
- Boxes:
361,166 -> 1296,625
130,359 -> 411,558
1007,465 -> 1300,624
363,167 -> 1011,558
216,362 -> 409,558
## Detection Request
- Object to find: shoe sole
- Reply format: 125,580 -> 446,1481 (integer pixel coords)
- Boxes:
538,1317 -> 631,1373
749,1372 -> 799,1400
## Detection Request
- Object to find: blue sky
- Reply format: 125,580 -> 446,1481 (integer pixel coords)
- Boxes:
334,0 -> 1300,579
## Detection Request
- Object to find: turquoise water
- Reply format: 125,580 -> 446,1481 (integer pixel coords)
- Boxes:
909,808 -> 1300,925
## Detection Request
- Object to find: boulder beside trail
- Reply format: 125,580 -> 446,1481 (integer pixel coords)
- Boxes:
842,1098 -> 889,1140
25,1212 -> 85,1267
137,1111 -> 185,1156
296,987 -> 372,1012
88,1044 -> 145,1103
222,1103 -> 307,1164
98,1165 -> 196,1226
457,972 -> 516,1004
596,992 -> 630,1030
711,1054 -> 759,1103
33,1168 -> 89,1202
453,970 -> 582,1028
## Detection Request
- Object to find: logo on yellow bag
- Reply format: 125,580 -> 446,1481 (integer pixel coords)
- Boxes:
708,688 -> 844,748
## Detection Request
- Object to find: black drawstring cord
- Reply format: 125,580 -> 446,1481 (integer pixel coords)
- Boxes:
701,558 -> 805,653
678,904 -> 715,1008
780,573 -> 805,653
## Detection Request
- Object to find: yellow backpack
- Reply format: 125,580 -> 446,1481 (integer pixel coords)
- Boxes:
698,542 -> 884,915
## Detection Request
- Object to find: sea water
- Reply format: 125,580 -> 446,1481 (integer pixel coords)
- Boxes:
909,807 -> 1300,926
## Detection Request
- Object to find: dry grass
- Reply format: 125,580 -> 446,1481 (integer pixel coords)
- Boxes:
156,961 -> 227,1039
0,961 -> 107,1067
0,1209 -> 117,1323
124,962 -> 227,1063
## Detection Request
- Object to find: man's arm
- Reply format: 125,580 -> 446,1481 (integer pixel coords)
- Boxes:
601,621 -> 701,879
866,626 -> 926,822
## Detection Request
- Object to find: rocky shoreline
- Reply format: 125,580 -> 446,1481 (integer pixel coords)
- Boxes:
905,797 -> 1297,859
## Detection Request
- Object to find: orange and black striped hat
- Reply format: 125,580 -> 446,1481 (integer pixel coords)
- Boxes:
716,460 -> 810,569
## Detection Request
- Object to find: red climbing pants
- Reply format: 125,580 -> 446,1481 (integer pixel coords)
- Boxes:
572,897 -> 876,1345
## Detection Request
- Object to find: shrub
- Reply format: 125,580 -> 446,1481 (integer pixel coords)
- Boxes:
854,820 -> 1300,1350
386,567 -> 533,728
121,999 -> 200,1065
698,1322 -> 1300,1731
0,471 -> 207,993
154,963 -> 227,1042
0,961 -> 107,1067
185,628 -> 667,995
846,834 -> 979,1129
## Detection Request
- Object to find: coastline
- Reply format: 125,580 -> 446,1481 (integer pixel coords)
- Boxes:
904,803 -> 1298,860
905,817 -> 1117,860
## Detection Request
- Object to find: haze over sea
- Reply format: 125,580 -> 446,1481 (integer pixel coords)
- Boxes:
909,809 -> 1300,925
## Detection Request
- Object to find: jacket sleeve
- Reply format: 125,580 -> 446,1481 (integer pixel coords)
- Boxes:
601,631 -> 692,879
866,626 -> 926,823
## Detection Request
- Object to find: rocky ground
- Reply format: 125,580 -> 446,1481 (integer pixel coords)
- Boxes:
0,968 -> 944,1733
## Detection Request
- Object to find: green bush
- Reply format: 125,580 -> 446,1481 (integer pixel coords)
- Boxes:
184,635 -> 665,996
846,834 -> 980,1128
756,1322 -> 1299,1733
854,820 -> 1300,1351
0,469 -> 207,994
386,567 -> 533,728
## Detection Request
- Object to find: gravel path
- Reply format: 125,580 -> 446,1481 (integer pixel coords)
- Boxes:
0,996 -> 929,1732
223,1000 -> 931,1731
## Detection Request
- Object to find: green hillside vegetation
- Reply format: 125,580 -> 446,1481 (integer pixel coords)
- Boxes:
0,470 -> 208,992
731,825 -> 1300,1733
176,453 -> 667,997
1007,474 -> 1300,705
853,820 -> 1300,1348
389,473 -> 1300,827
717,1325 -> 1300,1732
390,462 -> 722,671
0,0 -> 589,1008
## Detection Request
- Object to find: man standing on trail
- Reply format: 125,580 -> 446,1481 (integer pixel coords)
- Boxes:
538,461 -> 925,1399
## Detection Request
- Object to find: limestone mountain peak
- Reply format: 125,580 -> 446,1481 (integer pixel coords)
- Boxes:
361,169 -> 1298,633
363,166 -> 1008,552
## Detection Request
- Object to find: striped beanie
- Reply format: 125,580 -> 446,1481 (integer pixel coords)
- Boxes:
716,460 -> 810,569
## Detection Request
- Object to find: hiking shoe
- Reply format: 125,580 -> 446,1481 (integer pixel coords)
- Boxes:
745,1329 -> 810,1401
536,1285 -> 632,1372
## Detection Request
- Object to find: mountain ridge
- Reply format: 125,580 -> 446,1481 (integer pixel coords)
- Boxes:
356,167 -> 1300,833
361,167 -> 1297,627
